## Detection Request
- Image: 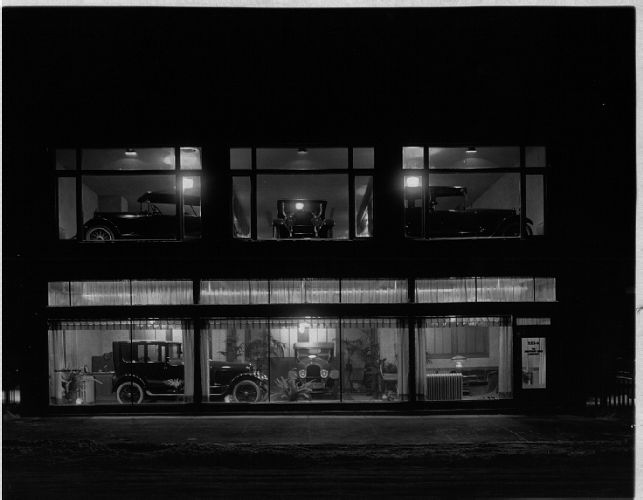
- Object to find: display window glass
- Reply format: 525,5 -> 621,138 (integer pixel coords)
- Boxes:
55,147 -> 202,241
48,320 -> 193,406
203,317 -> 407,404
403,145 -> 546,239
232,147 -> 373,240
416,317 -> 513,401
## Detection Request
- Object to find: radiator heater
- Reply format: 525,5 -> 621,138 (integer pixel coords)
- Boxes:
425,373 -> 463,401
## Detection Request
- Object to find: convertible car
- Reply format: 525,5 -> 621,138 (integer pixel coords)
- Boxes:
288,342 -> 340,396
112,340 -> 268,404
83,191 -> 201,241
406,186 -> 532,238
273,199 -> 334,238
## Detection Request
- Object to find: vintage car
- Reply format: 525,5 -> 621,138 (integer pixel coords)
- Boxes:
407,186 -> 532,238
83,191 -> 201,241
273,199 -> 334,238
112,340 -> 267,404
288,342 -> 340,396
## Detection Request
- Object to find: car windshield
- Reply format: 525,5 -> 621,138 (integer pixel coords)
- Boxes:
295,347 -> 332,361
433,195 -> 466,211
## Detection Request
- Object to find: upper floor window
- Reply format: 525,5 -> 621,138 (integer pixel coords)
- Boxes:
403,146 -> 546,239
231,147 -> 374,240
56,147 -> 202,241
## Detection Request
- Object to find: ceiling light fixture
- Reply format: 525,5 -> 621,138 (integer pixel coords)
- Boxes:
295,201 -> 305,210
297,148 -> 308,154
466,146 -> 477,153
405,176 -> 420,188
125,148 -> 138,157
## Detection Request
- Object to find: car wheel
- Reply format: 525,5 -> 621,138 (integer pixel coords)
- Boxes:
86,226 -> 115,241
116,381 -> 144,404
231,379 -> 261,403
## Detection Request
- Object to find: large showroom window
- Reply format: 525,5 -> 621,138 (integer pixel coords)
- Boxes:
403,146 -> 547,239
48,319 -> 194,405
416,317 -> 513,401
55,147 -> 202,241
202,317 -> 408,403
231,147 -> 374,239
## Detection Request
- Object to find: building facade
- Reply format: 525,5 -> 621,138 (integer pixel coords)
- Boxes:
3,7 -> 635,415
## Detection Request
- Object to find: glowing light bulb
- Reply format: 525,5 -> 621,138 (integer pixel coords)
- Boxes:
295,202 -> 304,210
405,176 -> 420,188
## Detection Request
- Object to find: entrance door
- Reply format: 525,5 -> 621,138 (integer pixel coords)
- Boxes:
514,320 -> 552,402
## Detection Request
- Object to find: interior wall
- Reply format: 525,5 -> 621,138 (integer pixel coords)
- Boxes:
471,174 -> 520,210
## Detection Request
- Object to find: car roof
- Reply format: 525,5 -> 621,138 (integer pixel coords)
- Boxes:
137,191 -> 200,206
428,186 -> 467,197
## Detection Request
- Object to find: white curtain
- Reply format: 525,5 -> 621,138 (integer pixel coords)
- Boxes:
200,331 -> 211,400
415,329 -> 427,399
396,330 -> 409,399
49,326 -> 67,402
182,326 -> 195,402
498,324 -> 513,396
340,279 -> 407,303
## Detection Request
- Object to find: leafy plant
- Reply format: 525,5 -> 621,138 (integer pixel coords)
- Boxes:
274,376 -> 313,402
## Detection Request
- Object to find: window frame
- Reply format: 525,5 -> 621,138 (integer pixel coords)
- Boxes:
402,145 -> 548,239
230,146 -> 375,240
53,146 -> 202,242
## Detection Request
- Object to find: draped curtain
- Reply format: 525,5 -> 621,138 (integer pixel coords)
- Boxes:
181,321 -> 195,403
498,323 -> 513,397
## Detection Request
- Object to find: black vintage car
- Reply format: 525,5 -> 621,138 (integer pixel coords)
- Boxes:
273,199 -> 334,238
112,341 -> 267,404
406,186 -> 532,238
83,191 -> 201,241
288,342 -> 340,396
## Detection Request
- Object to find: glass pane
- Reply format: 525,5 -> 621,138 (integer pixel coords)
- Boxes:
70,281 -> 130,306
257,148 -> 347,170
415,278 -> 476,303
182,175 -> 202,239
58,177 -> 76,239
230,148 -> 252,170
526,175 -> 544,235
404,174 -> 423,237
131,319 -> 192,403
526,146 -> 546,167
355,176 -> 374,238
250,281 -> 270,304
353,148 -> 374,169
270,280 -> 305,304
477,277 -> 534,302
131,280 -> 193,305
341,318 -> 407,402
522,337 -> 546,389
535,277 -> 556,302
402,147 -> 423,169
49,320 -> 130,405
258,174 -> 348,239
341,279 -> 407,303
428,173 -> 521,238
305,279 -> 340,303
269,318 -> 340,403
516,318 -> 551,326
202,319 -> 270,403
232,177 -> 251,238
56,149 -> 76,170
180,147 -> 202,170
82,148 -> 174,170
429,147 -> 520,169
48,282 -> 70,307
416,317 -> 512,401
201,280 -> 250,304
81,175 -> 177,240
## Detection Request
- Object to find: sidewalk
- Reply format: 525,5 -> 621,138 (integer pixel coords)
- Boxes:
3,414 -> 635,499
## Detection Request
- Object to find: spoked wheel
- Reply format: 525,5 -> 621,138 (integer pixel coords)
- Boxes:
231,379 -> 261,403
86,226 -> 115,241
116,382 -> 144,404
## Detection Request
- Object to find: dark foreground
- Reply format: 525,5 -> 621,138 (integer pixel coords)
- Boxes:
3,413 -> 634,499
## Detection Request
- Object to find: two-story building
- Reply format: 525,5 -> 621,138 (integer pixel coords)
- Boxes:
3,6 -> 635,415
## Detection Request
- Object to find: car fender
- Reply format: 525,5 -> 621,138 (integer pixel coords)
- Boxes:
84,217 -> 121,237
227,373 -> 265,394
493,214 -> 532,236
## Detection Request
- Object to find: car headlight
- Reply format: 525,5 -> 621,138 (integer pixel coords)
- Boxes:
299,369 -> 306,379
320,369 -> 329,378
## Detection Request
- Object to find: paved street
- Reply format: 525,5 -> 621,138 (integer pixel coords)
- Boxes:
3,413 -> 634,498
